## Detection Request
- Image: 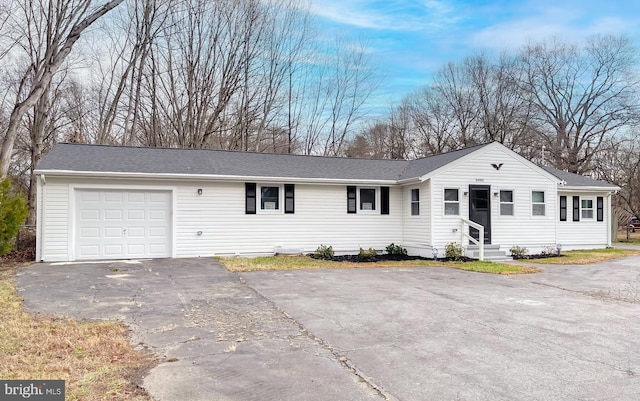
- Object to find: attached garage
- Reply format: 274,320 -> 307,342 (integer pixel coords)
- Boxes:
74,189 -> 172,260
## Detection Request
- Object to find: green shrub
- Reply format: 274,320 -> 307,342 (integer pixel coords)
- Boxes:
509,245 -> 528,259
314,244 -> 334,260
444,242 -> 463,260
358,247 -> 378,259
385,243 -> 408,256
0,178 -> 28,255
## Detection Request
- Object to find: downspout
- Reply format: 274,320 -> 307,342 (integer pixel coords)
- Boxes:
607,191 -> 613,247
36,174 -> 45,261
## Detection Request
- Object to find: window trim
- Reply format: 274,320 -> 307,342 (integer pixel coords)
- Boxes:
443,187 -> 460,217
359,187 -> 377,213
581,197 -> 595,220
531,190 -> 546,217
258,184 -> 283,214
499,189 -> 514,217
410,188 -> 420,216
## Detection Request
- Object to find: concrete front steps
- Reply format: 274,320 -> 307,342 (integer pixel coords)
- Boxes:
466,245 -> 512,261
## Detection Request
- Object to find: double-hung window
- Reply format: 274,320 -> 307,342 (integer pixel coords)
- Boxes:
411,188 -> 420,216
532,191 -> 545,216
581,198 -> 594,220
499,190 -> 514,216
444,188 -> 459,216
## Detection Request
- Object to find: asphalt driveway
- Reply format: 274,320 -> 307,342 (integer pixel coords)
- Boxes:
15,256 -> 640,401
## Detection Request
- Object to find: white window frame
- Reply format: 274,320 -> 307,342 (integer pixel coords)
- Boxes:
581,197 -> 595,220
443,187 -> 460,216
499,189 -> 514,216
531,190 -> 546,217
358,187 -> 378,214
410,188 -> 420,216
258,184 -> 283,214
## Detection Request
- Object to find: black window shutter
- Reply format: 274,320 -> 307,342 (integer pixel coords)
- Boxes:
559,196 -> 567,221
381,187 -> 390,215
284,184 -> 295,214
347,186 -> 356,214
245,183 -> 256,214
572,196 -> 580,221
597,196 -> 604,222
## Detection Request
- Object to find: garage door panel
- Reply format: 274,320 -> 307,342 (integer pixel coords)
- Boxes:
79,191 -> 100,202
149,210 -> 168,220
80,228 -> 99,238
79,245 -> 99,258
75,189 -> 171,260
127,192 -> 145,202
80,209 -> 99,220
104,209 -> 123,220
104,245 -> 124,256
104,227 -> 123,238
127,209 -> 145,220
128,227 -> 145,238
149,227 -> 167,237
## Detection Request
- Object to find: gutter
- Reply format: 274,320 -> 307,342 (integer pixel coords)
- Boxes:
33,169 -> 401,186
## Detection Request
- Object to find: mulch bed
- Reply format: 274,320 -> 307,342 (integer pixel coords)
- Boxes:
309,254 -> 476,263
513,254 -> 565,260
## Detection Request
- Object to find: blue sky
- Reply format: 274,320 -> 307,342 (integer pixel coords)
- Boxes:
310,0 -> 640,111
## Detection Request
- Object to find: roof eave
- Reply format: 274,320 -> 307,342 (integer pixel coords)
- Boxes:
34,169 -> 400,185
558,185 -> 620,192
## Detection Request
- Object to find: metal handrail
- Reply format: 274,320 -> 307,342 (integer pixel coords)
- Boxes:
460,218 -> 484,261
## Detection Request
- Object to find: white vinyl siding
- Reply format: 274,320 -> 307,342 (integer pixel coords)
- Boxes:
557,192 -> 609,249
39,176 -> 403,261
430,146 -> 557,251
402,181 -> 431,254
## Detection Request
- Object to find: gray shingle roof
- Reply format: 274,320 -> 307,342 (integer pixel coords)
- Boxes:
35,143 -> 618,189
36,144 -> 410,181
540,165 -> 619,189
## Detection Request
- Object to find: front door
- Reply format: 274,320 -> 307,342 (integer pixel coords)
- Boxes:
469,185 -> 491,244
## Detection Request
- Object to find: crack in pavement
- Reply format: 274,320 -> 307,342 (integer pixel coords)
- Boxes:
238,274 -> 399,401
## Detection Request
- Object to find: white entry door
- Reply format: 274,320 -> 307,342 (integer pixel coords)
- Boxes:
75,189 -> 171,260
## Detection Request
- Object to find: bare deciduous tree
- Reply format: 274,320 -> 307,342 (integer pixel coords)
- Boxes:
518,35 -> 639,173
0,0 -> 125,178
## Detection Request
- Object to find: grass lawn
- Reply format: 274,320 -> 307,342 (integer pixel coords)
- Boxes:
616,230 -> 640,244
528,248 -> 640,265
218,255 -> 541,275
0,261 -> 155,401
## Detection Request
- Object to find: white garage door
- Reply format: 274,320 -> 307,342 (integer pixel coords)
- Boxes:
75,189 -> 171,260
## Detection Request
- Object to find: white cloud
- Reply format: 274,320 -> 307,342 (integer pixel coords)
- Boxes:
309,0 -> 460,32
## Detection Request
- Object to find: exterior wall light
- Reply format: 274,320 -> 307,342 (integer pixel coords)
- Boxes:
197,188 -> 203,195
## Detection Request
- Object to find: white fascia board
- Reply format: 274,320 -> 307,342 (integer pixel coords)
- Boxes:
558,185 -> 620,192
33,169 -> 399,186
